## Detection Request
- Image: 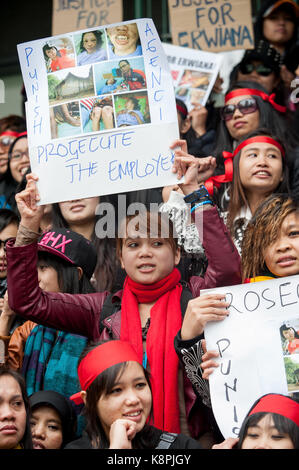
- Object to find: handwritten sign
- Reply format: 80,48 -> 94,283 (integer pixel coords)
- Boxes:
163,42 -> 221,109
52,0 -> 123,35
203,276 -> 299,438
18,20 -> 179,204
168,0 -> 254,52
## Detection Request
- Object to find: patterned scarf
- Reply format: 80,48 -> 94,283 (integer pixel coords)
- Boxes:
22,325 -> 87,434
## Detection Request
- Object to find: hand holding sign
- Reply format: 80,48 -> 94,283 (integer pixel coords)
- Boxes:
200,339 -> 219,380
181,293 -> 229,340
170,139 -> 216,191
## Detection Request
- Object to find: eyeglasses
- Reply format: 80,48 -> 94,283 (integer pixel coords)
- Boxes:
0,136 -> 14,149
0,238 -> 14,251
10,151 -> 29,161
239,63 -> 273,77
221,97 -> 258,121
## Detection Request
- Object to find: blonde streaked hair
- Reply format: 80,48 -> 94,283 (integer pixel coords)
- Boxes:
241,194 -> 299,281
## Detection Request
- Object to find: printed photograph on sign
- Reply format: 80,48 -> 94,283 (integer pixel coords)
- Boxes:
115,91 -> 150,128
50,101 -> 82,139
80,95 -> 115,134
43,36 -> 76,73
94,57 -> 147,95
106,22 -> 143,59
48,65 -> 95,106
74,29 -> 108,66
280,321 -> 299,356
178,69 -> 212,90
283,355 -> 299,393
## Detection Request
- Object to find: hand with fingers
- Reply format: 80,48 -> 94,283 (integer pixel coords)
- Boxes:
170,140 -> 216,194
212,437 -> 239,449
109,418 -> 138,449
15,173 -> 44,233
200,339 -> 220,380
181,293 -> 230,340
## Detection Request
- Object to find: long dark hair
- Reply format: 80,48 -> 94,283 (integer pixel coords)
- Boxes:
37,251 -> 95,294
78,341 -> 156,449
226,128 -> 290,232
51,202 -> 118,292
0,368 -> 33,449
238,393 -> 299,449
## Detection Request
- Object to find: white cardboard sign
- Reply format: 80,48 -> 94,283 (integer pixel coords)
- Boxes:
203,276 -> 299,438
18,19 -> 179,204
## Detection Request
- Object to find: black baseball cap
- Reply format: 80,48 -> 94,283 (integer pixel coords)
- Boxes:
38,228 -> 97,279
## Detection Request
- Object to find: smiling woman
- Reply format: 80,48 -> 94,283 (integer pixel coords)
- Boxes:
65,340 -> 202,449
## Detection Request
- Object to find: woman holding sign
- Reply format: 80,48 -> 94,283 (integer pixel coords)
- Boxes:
5,147 -> 241,447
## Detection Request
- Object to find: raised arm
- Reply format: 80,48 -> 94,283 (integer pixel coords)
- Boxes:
6,174 -> 107,340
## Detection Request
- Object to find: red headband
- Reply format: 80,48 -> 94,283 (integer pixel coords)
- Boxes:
176,104 -> 188,119
70,341 -> 141,405
249,394 -> 299,428
205,136 -> 285,195
225,88 -> 286,113
0,130 -> 27,138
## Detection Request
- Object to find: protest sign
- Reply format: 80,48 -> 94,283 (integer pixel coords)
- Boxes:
203,275 -> 299,438
168,0 -> 254,52
163,42 -> 222,109
18,19 -> 179,205
52,0 -> 123,35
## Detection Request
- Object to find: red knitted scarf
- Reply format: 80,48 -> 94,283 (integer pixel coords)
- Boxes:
120,268 -> 182,433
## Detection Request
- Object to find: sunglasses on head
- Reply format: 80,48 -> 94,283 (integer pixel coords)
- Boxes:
239,62 -> 273,77
221,97 -> 258,121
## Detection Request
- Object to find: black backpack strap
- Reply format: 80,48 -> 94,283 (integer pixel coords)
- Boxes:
180,280 -> 193,318
155,432 -> 178,449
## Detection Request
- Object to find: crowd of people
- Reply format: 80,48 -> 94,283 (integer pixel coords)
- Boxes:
0,0 -> 299,451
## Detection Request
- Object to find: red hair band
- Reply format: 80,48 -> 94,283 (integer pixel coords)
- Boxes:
225,88 -> 286,113
0,130 -> 27,138
205,136 -> 285,195
70,340 -> 142,405
176,104 -> 188,119
249,394 -> 299,428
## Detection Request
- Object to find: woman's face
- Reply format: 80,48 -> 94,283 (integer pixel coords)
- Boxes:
225,95 -> 260,141
241,414 -> 294,449
96,362 -> 152,438
237,61 -> 279,93
263,9 -> 295,47
107,24 -> 138,55
31,406 -> 63,450
59,197 -> 99,226
282,328 -> 295,341
264,212 -> 299,277
9,137 -> 30,183
0,222 -> 18,279
46,48 -> 57,60
0,375 -> 27,449
120,231 -> 180,284
239,141 -> 283,197
125,99 -> 135,111
83,33 -> 97,54
37,261 -> 60,292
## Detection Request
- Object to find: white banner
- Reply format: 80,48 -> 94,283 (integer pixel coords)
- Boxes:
203,276 -> 299,438
18,19 -> 179,204
163,42 -> 222,110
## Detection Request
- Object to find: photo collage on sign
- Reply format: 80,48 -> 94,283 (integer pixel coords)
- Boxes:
44,23 -> 151,139
173,69 -> 213,108
279,319 -> 299,393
